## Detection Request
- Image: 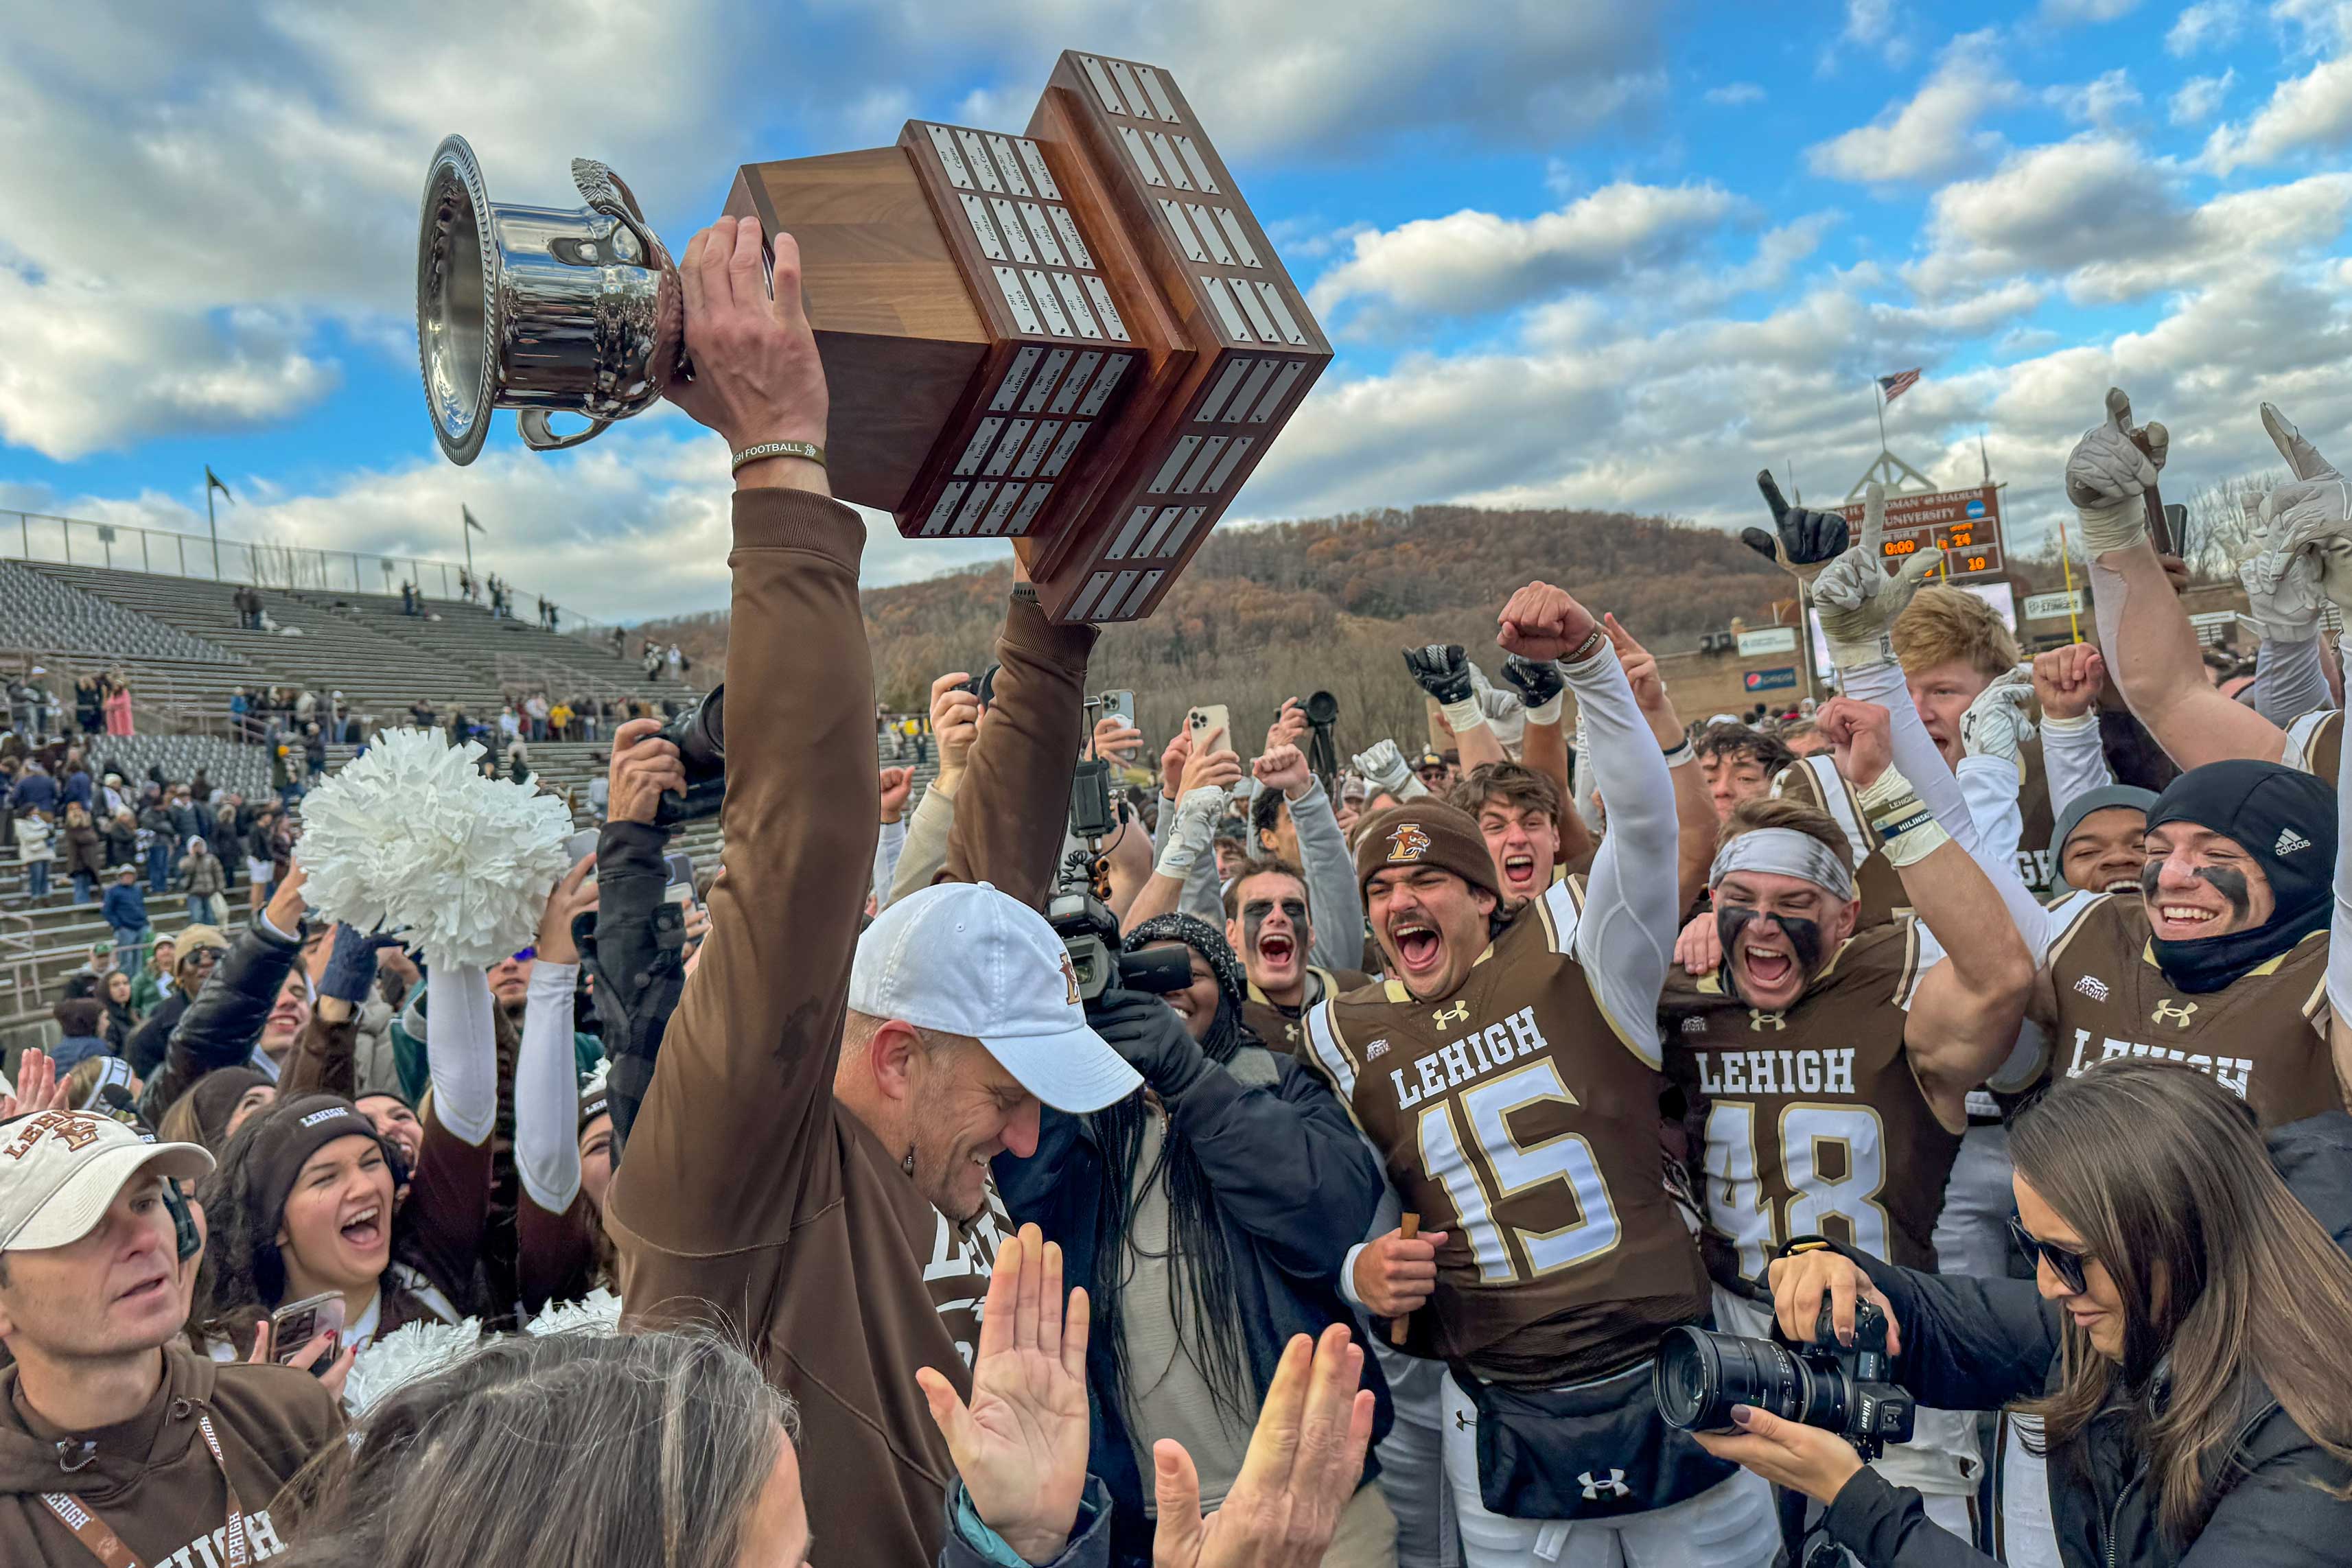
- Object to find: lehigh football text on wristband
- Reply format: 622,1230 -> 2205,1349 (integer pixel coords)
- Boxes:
1858,768 -> 1952,869
731,440 -> 827,473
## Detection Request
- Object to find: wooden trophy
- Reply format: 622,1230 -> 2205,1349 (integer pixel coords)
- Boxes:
725,49 -> 1329,622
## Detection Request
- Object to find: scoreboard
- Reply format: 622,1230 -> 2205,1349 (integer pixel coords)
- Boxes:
1836,484 -> 2005,582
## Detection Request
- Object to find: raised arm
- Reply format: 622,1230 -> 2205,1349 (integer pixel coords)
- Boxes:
1498,583 -> 1677,1046
944,569 -> 1099,909
1252,732 -> 1364,973
2075,388 -> 2290,767
887,672 -> 977,906
607,215 -> 874,1275
1819,700 -> 2033,1126
1404,645 -> 1505,770
2031,644 -> 2114,823
1600,614 -> 1713,918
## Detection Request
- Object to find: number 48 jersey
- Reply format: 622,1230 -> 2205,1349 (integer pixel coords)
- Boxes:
1658,920 -> 1962,1284
1301,878 -> 1710,1387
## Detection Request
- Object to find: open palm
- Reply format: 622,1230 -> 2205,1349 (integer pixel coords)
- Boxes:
917,1224 -> 1091,1565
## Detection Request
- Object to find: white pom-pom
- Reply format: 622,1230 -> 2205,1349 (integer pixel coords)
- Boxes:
524,1287 -> 623,1337
341,1315 -> 484,1416
299,729 -> 574,969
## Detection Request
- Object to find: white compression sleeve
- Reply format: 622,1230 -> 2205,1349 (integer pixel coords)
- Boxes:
1844,660 -> 2061,959
1287,780 -> 1369,974
2038,714 -> 2113,823
2257,635 -> 2332,725
426,965 -> 497,1148
516,961 -> 583,1214
1565,641 -> 1679,1045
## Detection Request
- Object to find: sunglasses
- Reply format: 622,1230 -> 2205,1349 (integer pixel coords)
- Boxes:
2008,1215 -> 2094,1294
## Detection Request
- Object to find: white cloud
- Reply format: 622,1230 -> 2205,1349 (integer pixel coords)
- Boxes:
1807,36 -> 2021,183
1912,134 -> 2352,301
2166,0 -> 2246,52
2169,70 -> 2237,124
1835,0 -> 1918,67
2202,49 -> 2352,169
1706,82 -> 1767,106
2049,69 -> 2145,128
1308,183 -> 1740,320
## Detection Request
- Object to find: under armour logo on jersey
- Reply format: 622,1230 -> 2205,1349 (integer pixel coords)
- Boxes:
1432,1001 -> 1471,1029
2073,974 -> 2110,1002
1579,1469 -> 1631,1501
2276,827 -> 2314,856
1365,1038 -> 1390,1060
1748,1009 -> 1785,1031
2153,999 -> 2198,1028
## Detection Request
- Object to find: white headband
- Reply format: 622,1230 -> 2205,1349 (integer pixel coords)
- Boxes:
1709,828 -> 1856,904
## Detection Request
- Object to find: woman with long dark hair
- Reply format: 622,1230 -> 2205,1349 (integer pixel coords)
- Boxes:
992,912 -> 1396,1567
1695,1060 -> 2352,1566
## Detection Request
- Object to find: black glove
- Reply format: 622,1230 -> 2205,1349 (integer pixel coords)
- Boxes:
1402,644 -> 1475,704
1744,472 -> 1850,575
1498,653 -> 1565,710
1091,988 -> 1209,1098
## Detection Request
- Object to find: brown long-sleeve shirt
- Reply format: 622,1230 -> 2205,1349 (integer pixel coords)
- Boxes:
609,489 -> 965,1568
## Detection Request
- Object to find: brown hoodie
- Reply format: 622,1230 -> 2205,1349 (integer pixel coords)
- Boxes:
0,1343 -> 339,1566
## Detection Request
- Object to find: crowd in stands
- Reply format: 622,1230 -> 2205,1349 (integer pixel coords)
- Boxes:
2,211 -> 2350,1568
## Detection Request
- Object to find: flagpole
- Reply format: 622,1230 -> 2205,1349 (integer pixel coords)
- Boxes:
1874,378 -> 1889,458
205,480 -> 220,580
462,509 -> 475,579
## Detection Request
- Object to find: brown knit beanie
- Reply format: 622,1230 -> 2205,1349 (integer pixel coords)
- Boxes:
1351,802 -> 1501,904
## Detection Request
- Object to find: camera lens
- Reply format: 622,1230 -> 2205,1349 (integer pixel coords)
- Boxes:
1654,1325 -> 1812,1432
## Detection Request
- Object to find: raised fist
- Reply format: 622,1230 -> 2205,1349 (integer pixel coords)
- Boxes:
1499,653 -> 1565,712
1816,696 -> 1895,790
2064,387 -> 2165,557
1811,483 -> 1942,670
1402,644 -> 1474,705
1496,581 -> 1600,664
1959,666 -> 2036,774
2031,644 -> 2105,723
1351,740 -> 1420,799
1747,473 -> 1850,584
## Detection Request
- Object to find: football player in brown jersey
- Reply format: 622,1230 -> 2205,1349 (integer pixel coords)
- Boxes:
1662,694 -> 2034,1535
1304,580 -> 1783,1568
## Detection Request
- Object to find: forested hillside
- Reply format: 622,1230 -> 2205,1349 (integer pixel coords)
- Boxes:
635,504 -> 1793,751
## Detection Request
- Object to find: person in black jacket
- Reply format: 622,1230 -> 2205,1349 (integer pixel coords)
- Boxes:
1694,1060 -> 2352,1567
138,870 -> 312,1125
992,912 -> 1394,1568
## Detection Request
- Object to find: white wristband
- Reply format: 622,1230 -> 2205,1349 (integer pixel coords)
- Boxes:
2074,498 -> 2147,559
1526,694 -> 1565,726
1441,696 -> 1488,735
1857,767 -> 1952,868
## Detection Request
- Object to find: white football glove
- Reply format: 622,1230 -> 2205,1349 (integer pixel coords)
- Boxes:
1812,482 -> 1944,670
1350,739 -> 1428,800
1959,665 -> 2038,777
2062,387 -> 2166,557
2235,487 -> 2328,642
2258,403 -> 2352,617
1153,785 -> 1227,881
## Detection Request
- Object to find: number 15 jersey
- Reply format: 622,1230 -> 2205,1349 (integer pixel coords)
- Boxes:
1302,878 -> 1710,1387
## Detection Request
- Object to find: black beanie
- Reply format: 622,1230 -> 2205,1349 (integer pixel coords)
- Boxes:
2144,759 -> 2334,993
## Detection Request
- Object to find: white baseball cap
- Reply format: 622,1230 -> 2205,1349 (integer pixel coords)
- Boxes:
850,882 -> 1141,1113
0,1112 -> 211,1253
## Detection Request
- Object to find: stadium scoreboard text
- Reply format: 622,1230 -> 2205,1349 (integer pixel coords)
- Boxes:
1837,484 -> 2004,583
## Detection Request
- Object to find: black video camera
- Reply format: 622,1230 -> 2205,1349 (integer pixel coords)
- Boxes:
653,684 -> 726,828
1653,1297 -> 1915,1462
1047,882 -> 1196,1003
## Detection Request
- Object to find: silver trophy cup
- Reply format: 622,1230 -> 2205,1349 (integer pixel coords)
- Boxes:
417,135 -> 685,465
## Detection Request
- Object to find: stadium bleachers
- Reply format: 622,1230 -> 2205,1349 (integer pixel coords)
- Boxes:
0,559 -> 242,666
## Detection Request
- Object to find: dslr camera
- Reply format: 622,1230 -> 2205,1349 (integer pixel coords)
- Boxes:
652,685 -> 725,828
1653,1297 -> 1915,1462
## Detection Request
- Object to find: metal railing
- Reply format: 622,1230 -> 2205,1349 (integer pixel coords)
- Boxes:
1,646 -> 237,739
1,508 -> 613,632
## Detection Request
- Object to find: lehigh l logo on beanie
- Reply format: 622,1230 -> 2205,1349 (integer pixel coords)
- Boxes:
1386,823 -> 1432,864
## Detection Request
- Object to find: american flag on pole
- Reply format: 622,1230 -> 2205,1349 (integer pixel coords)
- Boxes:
1877,368 -> 1922,403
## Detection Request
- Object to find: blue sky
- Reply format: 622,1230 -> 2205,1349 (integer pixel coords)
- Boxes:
1,0 -> 2347,619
